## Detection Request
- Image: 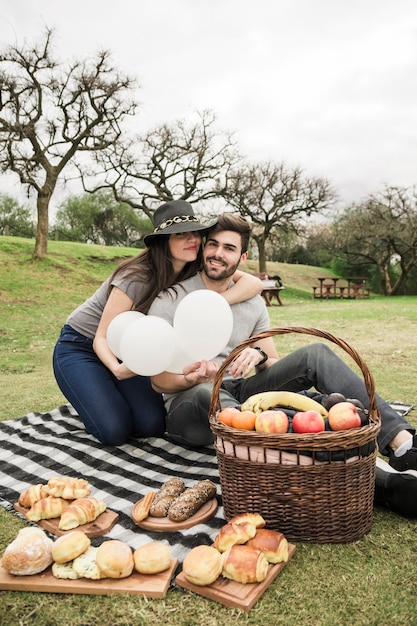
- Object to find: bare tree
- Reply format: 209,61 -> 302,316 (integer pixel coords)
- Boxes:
0,28 -> 137,258
225,161 -> 336,272
85,110 -> 241,219
332,186 -> 417,295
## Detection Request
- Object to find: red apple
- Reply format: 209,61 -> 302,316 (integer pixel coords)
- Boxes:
292,410 -> 325,434
255,410 -> 289,434
328,401 -> 362,431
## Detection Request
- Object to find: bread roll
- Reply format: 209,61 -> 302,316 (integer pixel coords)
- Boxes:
133,542 -> 171,574
213,520 -> 257,553
52,530 -> 91,564
182,545 -> 223,586
167,479 -> 217,522
1,527 -> 53,576
72,546 -> 105,580
52,561 -> 81,580
228,512 -> 266,528
246,528 -> 289,563
149,477 -> 185,517
222,544 -> 269,584
96,540 -> 134,579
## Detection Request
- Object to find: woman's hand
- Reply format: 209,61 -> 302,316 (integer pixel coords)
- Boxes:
112,361 -> 138,380
182,360 -> 219,384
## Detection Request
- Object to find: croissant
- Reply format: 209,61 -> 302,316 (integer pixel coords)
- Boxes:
58,497 -> 106,530
46,477 -> 91,500
26,497 -> 72,521
18,483 -> 49,508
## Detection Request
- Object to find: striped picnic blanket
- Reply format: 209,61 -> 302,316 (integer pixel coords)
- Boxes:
0,404 -> 225,564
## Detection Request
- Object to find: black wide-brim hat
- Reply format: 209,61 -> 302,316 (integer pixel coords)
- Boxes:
144,199 -> 217,246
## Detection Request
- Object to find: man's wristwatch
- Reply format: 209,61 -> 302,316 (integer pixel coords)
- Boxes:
253,346 -> 268,365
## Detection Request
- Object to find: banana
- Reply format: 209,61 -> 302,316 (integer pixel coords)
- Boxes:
241,391 -> 328,417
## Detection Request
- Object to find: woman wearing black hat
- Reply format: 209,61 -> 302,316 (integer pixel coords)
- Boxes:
52,200 -> 262,446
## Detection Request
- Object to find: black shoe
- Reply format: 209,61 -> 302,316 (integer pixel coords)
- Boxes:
389,435 -> 417,471
374,458 -> 417,518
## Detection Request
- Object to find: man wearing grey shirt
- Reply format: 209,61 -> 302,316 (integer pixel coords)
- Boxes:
149,213 -> 417,518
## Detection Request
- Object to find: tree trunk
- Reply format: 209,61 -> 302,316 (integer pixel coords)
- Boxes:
32,182 -> 55,259
257,236 -> 267,273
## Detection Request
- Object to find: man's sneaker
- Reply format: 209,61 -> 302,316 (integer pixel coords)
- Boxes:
374,457 -> 417,518
389,435 -> 417,471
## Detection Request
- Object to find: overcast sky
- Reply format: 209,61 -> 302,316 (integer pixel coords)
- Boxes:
2,0 -> 417,207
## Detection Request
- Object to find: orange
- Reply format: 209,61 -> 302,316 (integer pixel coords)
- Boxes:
231,410 -> 257,431
218,407 -> 240,426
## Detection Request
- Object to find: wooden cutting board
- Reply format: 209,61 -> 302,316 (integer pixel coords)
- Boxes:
175,543 -> 296,612
0,559 -> 178,598
14,503 -> 119,538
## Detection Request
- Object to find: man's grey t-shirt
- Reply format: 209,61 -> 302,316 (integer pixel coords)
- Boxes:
148,273 -> 270,406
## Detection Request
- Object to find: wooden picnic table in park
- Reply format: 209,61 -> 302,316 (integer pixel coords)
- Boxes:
312,277 -> 370,299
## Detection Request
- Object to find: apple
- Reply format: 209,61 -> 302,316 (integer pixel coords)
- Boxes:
328,401 -> 362,431
255,410 -> 289,434
292,410 -> 325,434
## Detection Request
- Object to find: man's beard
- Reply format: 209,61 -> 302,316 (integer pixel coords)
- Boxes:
203,256 -> 240,281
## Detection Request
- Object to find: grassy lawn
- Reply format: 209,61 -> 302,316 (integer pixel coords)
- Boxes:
0,236 -> 416,626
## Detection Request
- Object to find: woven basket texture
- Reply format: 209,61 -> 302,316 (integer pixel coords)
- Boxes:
209,326 -> 381,543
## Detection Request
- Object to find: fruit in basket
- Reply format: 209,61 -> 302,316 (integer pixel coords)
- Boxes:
241,390 -> 328,417
292,410 -> 325,434
328,401 -> 362,431
231,410 -> 257,430
217,406 -> 240,426
345,398 -> 368,425
323,392 -> 346,410
255,410 -> 289,434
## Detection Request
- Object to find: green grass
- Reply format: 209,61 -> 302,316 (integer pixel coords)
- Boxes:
0,236 -> 416,626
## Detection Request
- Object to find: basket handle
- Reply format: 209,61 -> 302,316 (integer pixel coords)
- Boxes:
209,326 -> 379,421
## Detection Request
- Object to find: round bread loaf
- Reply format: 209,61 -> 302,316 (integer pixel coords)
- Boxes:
133,541 -> 171,574
1,527 -> 53,576
182,545 -> 223,586
52,530 -> 91,564
96,540 -> 134,579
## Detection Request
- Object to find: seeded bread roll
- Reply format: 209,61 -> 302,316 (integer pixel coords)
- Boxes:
182,545 -> 223,586
72,546 -> 106,580
167,479 -> 217,522
52,530 -> 91,564
133,542 -> 171,574
149,478 -> 185,517
1,527 -> 53,576
96,540 -> 134,579
52,561 -> 81,580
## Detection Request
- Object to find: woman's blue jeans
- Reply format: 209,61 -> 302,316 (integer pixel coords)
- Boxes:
53,325 -> 166,445
166,343 -> 414,450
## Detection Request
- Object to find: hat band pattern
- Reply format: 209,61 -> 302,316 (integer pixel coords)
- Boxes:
154,215 -> 200,233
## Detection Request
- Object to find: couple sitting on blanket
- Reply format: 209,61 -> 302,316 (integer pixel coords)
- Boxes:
53,200 -> 417,519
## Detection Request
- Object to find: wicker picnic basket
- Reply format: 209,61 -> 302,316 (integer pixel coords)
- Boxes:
209,326 -> 381,543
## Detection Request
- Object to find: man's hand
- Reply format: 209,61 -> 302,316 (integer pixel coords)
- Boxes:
228,347 -> 268,378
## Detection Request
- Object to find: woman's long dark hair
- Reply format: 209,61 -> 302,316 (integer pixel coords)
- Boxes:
107,236 -> 203,314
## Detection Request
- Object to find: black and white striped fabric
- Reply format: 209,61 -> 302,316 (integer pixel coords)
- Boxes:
0,404 -> 225,563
